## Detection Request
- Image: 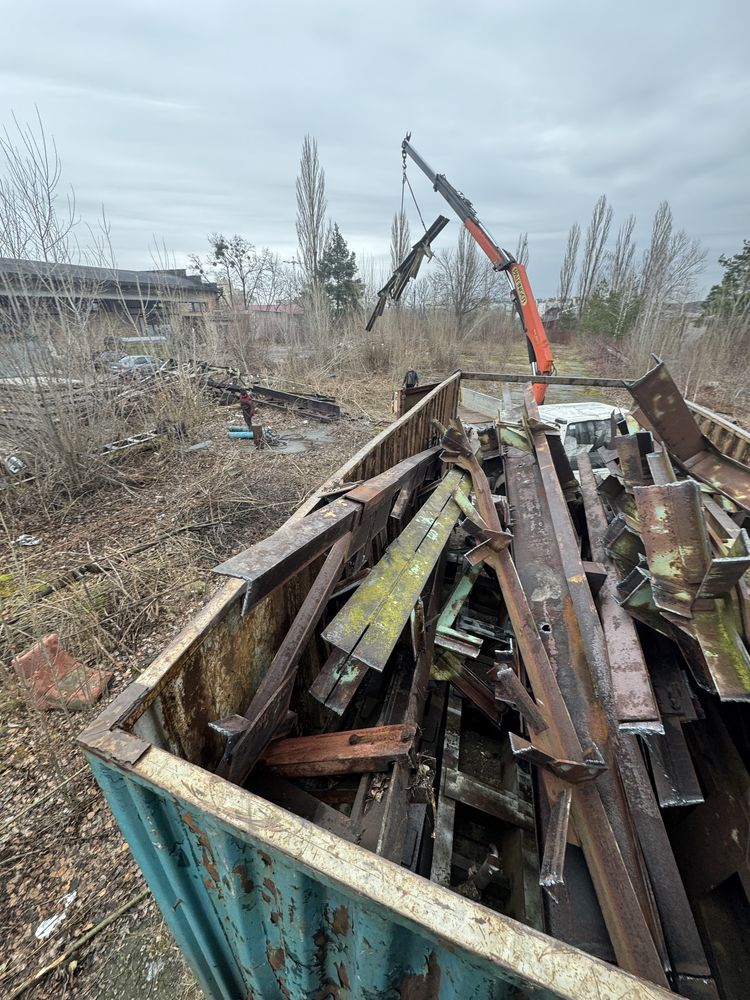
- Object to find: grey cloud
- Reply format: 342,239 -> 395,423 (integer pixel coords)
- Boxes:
1,0 -> 748,294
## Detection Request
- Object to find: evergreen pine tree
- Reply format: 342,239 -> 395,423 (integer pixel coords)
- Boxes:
318,223 -> 363,316
704,240 -> 750,318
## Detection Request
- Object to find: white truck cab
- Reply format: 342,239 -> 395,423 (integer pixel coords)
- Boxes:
537,400 -> 626,469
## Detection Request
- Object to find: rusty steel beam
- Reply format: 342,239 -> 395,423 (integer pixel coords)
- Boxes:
250,383 -> 341,420
524,390 -> 618,725
215,447 -> 442,611
578,453 -> 662,733
539,788 -> 572,896
261,723 -> 416,778
377,555 -> 448,864
579,460 -> 721,985
461,372 -> 633,387
494,665 -> 548,733
632,480 -> 713,618
441,420 -> 669,986
214,497 -> 358,611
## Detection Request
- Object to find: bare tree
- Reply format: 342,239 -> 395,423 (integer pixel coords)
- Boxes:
609,214 -> 637,295
0,110 -> 77,262
432,227 -> 493,332
514,232 -> 529,267
631,201 -> 706,365
557,222 -> 580,313
390,209 -> 411,271
638,201 -> 705,328
577,195 -> 613,316
190,234 -> 275,309
295,135 -> 327,286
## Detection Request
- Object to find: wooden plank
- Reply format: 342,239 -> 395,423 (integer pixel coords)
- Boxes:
261,723 -> 416,778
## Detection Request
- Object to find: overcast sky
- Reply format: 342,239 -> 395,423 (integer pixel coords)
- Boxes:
2,0 -> 749,296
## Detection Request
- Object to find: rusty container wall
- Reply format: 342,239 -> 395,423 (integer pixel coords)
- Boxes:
80,373 -> 671,1000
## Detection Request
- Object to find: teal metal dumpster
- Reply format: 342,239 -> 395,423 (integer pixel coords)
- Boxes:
80,374 -> 671,1000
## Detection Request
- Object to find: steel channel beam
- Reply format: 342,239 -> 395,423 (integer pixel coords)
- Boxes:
505,441 -> 664,972
524,390 -> 618,725
515,404 -> 669,985
579,457 -> 714,982
578,453 -> 661,732
250,383 -> 341,419
461,372 -> 633,387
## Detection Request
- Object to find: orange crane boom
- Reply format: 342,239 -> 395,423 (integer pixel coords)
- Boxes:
402,136 -> 555,403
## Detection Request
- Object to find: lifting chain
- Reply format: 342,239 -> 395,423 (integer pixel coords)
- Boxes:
400,140 -> 428,234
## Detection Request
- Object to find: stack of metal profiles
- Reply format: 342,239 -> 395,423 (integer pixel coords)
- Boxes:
81,365 -> 750,1000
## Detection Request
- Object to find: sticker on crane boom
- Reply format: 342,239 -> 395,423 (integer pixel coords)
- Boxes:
510,265 -> 527,306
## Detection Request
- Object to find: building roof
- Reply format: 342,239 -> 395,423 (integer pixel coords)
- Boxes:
0,257 -> 219,298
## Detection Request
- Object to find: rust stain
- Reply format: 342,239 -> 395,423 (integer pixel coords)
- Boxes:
231,863 -> 255,895
182,811 -> 221,891
337,962 -> 351,989
261,892 -> 272,904
399,951 -> 441,999
263,877 -> 277,896
331,904 -> 350,936
270,911 -> 281,924
259,850 -> 273,868
267,944 -> 286,971
311,983 -> 340,1000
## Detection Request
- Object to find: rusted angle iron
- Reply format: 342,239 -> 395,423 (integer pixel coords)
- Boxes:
214,446 -> 441,611
321,468 -> 469,671
623,478 -> 750,701
578,455 -> 716,982
630,360 -> 750,510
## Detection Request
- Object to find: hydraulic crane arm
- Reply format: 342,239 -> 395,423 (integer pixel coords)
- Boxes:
402,136 -> 555,403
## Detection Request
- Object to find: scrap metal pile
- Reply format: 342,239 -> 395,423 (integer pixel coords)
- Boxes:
211,361 -> 750,998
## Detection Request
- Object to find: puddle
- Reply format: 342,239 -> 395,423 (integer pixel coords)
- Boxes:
276,426 -> 333,453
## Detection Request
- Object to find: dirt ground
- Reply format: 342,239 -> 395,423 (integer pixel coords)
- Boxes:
2,342 -> 745,999
0,387 -> 380,1000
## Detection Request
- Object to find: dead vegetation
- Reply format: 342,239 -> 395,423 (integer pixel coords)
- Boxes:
0,373 -> 375,997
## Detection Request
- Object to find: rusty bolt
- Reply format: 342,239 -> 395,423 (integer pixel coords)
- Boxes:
348,733 -> 362,745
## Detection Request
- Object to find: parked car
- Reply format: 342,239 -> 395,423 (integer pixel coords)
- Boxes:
111,355 -> 164,375
92,350 -> 121,371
